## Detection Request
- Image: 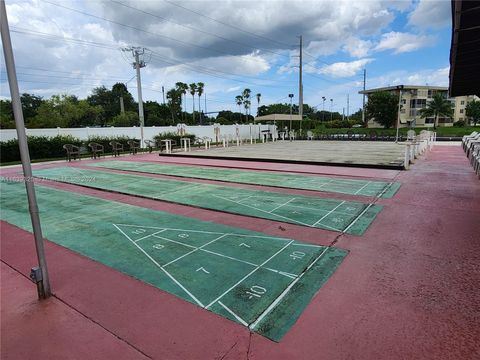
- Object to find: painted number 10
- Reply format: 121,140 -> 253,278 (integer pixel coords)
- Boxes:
246,285 -> 267,300
290,251 -> 305,260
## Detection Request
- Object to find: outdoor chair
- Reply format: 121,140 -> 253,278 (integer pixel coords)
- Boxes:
88,142 -> 104,159
109,141 -> 123,157
128,140 -> 140,154
63,144 -> 80,162
144,140 -> 156,153
369,130 -> 377,141
307,131 -> 314,140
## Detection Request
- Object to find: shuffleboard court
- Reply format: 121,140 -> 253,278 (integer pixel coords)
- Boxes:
0,179 -> 347,341
89,160 -> 401,198
33,167 -> 383,235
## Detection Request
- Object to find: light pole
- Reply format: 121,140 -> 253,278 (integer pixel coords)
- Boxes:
289,93 -> 294,141
322,96 -> 326,122
330,99 -> 333,121
395,85 -> 404,143
1,0 -> 51,298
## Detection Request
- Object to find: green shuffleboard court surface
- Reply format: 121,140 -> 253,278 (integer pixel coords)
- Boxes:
0,179 -> 347,341
90,160 -> 401,198
33,167 -> 383,235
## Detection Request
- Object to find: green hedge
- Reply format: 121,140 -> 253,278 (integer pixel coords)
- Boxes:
0,135 -> 139,163
153,132 -> 196,147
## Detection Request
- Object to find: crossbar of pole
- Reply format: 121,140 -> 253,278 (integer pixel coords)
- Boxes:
0,0 -> 51,298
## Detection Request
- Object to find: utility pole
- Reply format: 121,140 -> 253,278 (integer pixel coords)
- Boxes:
120,96 -> 125,114
395,85 -> 404,143
347,94 -> 350,120
162,86 -> 165,105
1,0 -> 51,299
204,91 -> 207,121
330,99 -> 333,121
298,35 -> 303,120
362,68 -> 366,124
123,46 -> 147,147
322,96 -> 326,122
288,93 -> 294,141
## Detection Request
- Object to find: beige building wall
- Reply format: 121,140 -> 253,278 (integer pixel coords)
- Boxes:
360,86 -> 479,128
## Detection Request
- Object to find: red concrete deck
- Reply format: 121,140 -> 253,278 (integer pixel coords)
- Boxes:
1,144 -> 479,359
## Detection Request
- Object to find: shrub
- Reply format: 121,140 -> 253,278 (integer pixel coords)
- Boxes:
0,135 -> 140,163
453,120 -> 466,127
0,135 -> 82,163
153,132 -> 196,147
86,135 -> 138,153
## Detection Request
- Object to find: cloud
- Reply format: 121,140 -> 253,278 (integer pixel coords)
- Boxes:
374,31 -> 436,53
318,59 -> 374,78
408,0 -> 451,29
342,38 -> 374,58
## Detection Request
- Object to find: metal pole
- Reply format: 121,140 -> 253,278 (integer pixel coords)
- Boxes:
347,94 -> 349,120
330,99 -> 333,121
134,50 -> 145,148
298,35 -> 303,120
362,69 -> 366,124
162,86 -> 165,105
120,96 -> 125,114
0,0 -> 51,299
395,86 -> 403,143
289,94 -> 294,141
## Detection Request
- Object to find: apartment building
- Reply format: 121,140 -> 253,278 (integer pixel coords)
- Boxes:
359,85 -> 478,128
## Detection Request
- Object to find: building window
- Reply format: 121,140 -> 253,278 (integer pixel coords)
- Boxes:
460,109 -> 464,114
409,99 -> 427,108
402,99 -> 406,104
461,100 -> 465,105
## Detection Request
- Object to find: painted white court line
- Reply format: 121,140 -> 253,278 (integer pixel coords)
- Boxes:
160,233 -> 229,268
268,198 -> 296,213
116,224 -> 292,242
376,182 -> 394,198
113,224 -> 205,307
152,234 -> 295,278
354,181 -> 372,195
342,203 -> 374,233
218,301 -> 249,327
311,201 -> 346,228
134,229 -> 167,243
249,246 -> 331,330
205,240 -> 294,309
213,194 -> 314,228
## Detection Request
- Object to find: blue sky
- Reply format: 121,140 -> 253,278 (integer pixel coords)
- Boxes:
0,0 -> 452,116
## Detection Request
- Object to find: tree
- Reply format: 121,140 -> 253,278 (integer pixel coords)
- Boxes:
256,93 -> 261,116
87,83 -> 135,125
466,99 -> 480,125
189,83 -> 197,122
235,95 -> 243,122
197,82 -> 204,123
144,101 -> 172,126
175,82 -> 188,121
0,99 -> 14,129
365,91 -> 398,128
242,88 -> 251,122
419,94 -> 453,129
20,93 -> 45,121
166,88 -> 182,123
110,111 -> 139,127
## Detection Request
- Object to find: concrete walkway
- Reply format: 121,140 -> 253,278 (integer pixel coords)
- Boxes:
1,144 -> 479,359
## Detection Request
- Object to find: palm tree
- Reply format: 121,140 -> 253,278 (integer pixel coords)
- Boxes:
256,93 -> 261,116
235,95 -> 243,122
242,88 -> 251,122
189,83 -> 197,123
175,82 -> 188,122
197,82 -> 204,124
166,88 -> 181,123
419,94 -> 453,129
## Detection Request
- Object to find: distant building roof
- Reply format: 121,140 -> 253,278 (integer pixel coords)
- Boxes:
254,114 -> 302,121
359,85 -> 447,95
449,0 -> 480,97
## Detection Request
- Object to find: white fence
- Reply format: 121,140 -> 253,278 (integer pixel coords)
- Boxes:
0,124 -> 277,142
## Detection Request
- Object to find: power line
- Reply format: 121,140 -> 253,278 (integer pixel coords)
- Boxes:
110,0 -> 291,60
161,0 -> 293,49
11,27 -> 295,89
43,1 -> 272,66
